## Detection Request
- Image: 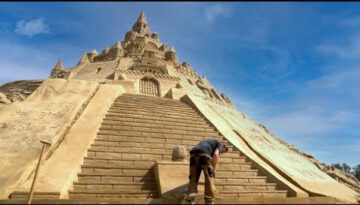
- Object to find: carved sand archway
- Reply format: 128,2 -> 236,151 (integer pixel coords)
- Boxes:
139,77 -> 160,96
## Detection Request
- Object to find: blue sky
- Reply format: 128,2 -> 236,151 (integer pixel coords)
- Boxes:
0,2 -> 359,166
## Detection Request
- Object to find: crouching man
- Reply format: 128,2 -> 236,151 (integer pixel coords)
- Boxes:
186,139 -> 229,205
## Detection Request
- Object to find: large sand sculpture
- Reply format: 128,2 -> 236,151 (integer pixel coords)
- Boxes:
0,11 -> 359,204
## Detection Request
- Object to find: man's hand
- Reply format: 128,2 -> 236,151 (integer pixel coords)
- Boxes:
207,167 -> 216,178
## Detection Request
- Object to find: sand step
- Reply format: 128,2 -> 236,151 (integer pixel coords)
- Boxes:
86,148 -> 247,164
215,176 -> 268,184
107,109 -> 200,119
77,174 -> 268,184
86,151 -> 170,161
87,147 -> 171,155
218,158 -> 249,163
113,101 -> 189,109
115,96 -> 185,105
93,136 -> 219,147
9,192 -> 60,200
96,130 -> 221,138
108,105 -> 197,115
77,174 -> 155,183
68,192 -> 156,199
91,140 -> 234,154
114,101 -> 182,107
115,96 -> 184,103
93,139 -> 205,149
86,150 -> 245,161
82,159 -> 154,169
108,106 -> 198,115
105,110 -> 207,121
105,112 -> 207,122
88,144 -> 239,155
103,115 -> 209,126
98,126 -> 216,135
102,116 -> 210,127
81,164 -> 254,172
74,182 -> 276,192
110,103 -> 195,113
89,141 -> 234,150
95,132 -> 220,142
82,156 -> 246,163
113,97 -> 190,103
80,167 -> 155,177
99,123 -> 216,133
72,184 -> 155,192
4,196 -> 341,204
83,156 -> 249,166
216,183 -> 277,191
101,119 -> 211,129
77,175 -> 155,184
111,100 -> 191,105
219,190 -> 288,198
87,148 -> 246,163
215,170 -> 260,177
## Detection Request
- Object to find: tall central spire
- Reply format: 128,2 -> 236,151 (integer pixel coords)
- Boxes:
132,11 -> 151,35
137,11 -> 148,24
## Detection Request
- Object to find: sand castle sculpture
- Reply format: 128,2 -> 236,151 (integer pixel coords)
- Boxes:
0,11 -> 359,203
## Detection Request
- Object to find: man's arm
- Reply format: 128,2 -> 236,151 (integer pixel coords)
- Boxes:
211,149 -> 220,177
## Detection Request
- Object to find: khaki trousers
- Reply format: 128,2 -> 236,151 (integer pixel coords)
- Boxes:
186,153 -> 216,204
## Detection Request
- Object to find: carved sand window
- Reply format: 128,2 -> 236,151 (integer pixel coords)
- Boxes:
187,79 -> 194,85
139,78 -> 160,96
148,42 -> 158,50
211,89 -> 221,100
202,89 -> 212,98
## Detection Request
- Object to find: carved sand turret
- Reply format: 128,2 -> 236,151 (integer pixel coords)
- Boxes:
132,11 -> 151,35
53,59 -> 63,71
50,59 -> 69,79
78,53 -> 90,65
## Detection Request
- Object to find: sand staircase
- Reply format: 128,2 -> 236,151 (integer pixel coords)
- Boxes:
68,94 -> 289,200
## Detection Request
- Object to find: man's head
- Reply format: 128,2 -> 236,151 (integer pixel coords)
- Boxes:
219,144 -> 229,154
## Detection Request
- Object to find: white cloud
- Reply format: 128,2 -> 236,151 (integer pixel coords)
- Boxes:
307,67 -> 360,93
337,16 -> 360,27
265,110 -> 355,137
313,35 -> 360,97
0,41 -> 56,83
231,95 -> 265,121
15,17 -> 50,37
204,4 -> 231,23
316,35 -> 360,59
259,97 -> 360,166
0,38 -> 87,84
263,66 -> 360,136
0,21 -> 10,34
257,46 -> 294,81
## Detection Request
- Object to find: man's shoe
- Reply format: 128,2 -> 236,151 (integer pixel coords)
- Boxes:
204,198 -> 214,205
186,199 -> 195,205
